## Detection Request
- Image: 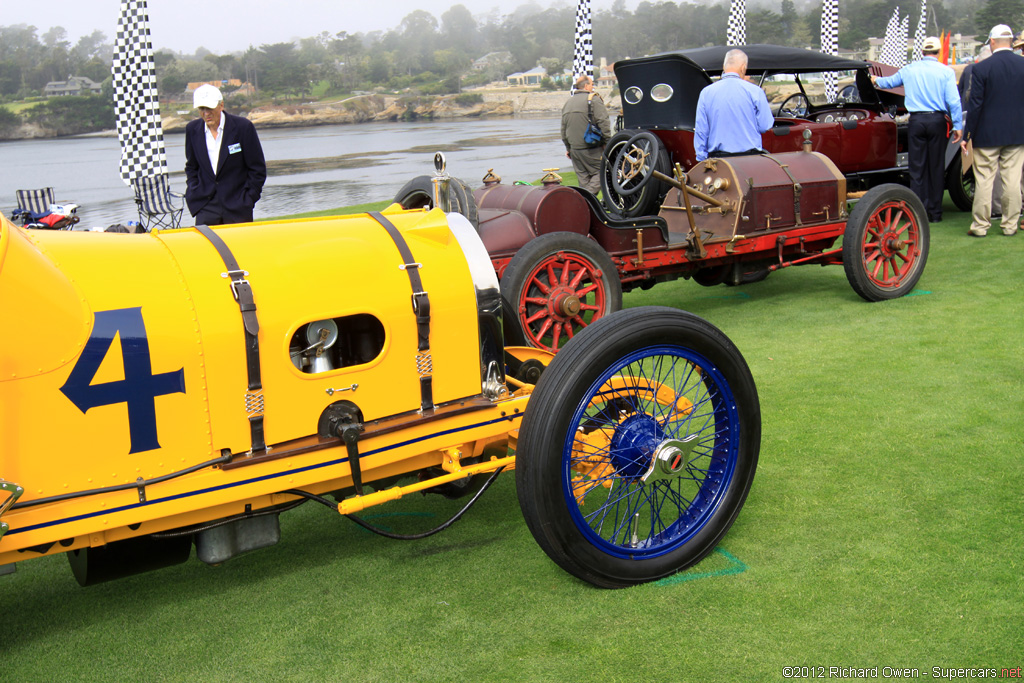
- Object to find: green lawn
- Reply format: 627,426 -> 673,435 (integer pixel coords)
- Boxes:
1,194 -> 1020,681
1,100 -> 44,115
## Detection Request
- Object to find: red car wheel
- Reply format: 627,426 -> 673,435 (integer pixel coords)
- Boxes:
842,184 -> 929,301
500,232 -> 622,353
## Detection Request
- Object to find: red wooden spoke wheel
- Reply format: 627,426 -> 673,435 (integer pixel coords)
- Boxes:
843,184 -> 929,301
500,232 -> 622,352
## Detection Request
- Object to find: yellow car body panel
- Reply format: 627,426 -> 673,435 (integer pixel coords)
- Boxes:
0,207 -> 519,566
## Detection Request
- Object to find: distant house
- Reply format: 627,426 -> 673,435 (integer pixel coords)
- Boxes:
231,83 -> 257,99
594,58 -> 617,88
507,66 -> 547,87
473,51 -> 512,71
186,79 -> 244,93
183,79 -> 256,102
44,76 -> 102,97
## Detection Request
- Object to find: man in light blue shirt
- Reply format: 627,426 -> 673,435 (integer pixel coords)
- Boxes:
872,36 -> 962,223
694,49 -> 775,162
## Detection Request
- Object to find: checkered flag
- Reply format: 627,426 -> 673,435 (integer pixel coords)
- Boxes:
820,0 -> 839,102
112,0 -> 167,185
572,0 -> 593,86
727,0 -> 747,46
879,9 -> 902,67
912,0 -> 928,61
897,15 -> 910,68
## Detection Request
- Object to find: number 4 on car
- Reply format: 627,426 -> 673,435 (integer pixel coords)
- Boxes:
0,170 -> 760,589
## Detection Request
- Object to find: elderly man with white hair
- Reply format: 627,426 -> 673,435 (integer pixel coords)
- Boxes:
693,49 -> 774,162
184,84 -> 267,225
961,24 -> 1024,237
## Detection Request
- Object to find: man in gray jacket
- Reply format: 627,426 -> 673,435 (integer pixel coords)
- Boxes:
561,75 -> 612,195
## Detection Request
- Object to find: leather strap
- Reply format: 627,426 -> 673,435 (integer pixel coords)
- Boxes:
194,224 -> 266,452
368,212 -> 434,412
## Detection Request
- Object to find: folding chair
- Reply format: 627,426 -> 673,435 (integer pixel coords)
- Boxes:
132,174 -> 184,230
12,187 -> 56,223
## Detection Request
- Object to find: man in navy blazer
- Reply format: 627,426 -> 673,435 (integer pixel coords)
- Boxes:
184,84 -> 266,225
961,24 -> 1024,237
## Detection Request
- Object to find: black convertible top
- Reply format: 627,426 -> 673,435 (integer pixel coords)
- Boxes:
619,44 -> 869,75
614,44 -> 875,131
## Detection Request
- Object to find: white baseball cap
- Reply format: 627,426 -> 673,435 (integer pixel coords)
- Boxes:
989,24 -> 1014,40
193,84 -> 223,109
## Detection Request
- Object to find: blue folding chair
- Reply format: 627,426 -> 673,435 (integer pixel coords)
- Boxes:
12,187 -> 56,224
132,174 -> 184,230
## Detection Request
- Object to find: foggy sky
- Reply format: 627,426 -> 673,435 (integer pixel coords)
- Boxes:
4,0 -> 638,54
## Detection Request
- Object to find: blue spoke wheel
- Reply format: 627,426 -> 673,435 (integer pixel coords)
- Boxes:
516,307 -> 760,588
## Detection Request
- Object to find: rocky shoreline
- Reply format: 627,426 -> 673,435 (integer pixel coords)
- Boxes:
7,89 -> 620,140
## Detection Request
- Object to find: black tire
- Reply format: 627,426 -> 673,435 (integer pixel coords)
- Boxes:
393,175 -> 479,228
515,306 -> 761,588
944,152 -> 974,212
691,265 -> 729,287
842,183 -> 929,301
601,129 -> 670,218
724,262 -> 772,286
500,232 -> 622,353
692,263 -> 771,287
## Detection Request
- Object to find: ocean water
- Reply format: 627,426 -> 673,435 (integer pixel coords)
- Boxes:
0,116 -> 565,228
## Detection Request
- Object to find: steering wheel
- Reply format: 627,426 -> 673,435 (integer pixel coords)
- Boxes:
778,93 -> 810,118
837,84 -> 859,104
610,131 -> 661,196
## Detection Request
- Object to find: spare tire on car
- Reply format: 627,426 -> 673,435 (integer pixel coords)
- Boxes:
600,129 -> 671,219
393,175 -> 479,228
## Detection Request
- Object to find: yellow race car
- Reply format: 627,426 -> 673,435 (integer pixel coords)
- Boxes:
0,167 -> 760,589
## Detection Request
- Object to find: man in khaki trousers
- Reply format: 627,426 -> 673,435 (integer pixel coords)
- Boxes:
961,24 -> 1024,236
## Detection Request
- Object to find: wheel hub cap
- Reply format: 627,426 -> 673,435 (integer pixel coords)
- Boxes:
881,233 -> 904,257
641,435 -> 699,484
553,290 -> 581,317
609,414 -> 665,479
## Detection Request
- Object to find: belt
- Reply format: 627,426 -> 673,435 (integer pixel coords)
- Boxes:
910,110 -> 946,115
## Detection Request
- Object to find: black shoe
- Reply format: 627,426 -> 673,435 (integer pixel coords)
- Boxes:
929,215 -> 942,223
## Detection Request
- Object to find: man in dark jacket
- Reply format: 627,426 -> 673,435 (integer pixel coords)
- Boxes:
184,84 -> 267,225
961,24 -> 1024,237
561,75 -> 611,195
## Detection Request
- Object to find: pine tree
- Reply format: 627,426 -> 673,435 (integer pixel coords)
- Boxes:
975,0 -> 1024,36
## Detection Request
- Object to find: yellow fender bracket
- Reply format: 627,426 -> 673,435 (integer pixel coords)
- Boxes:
0,480 -> 24,540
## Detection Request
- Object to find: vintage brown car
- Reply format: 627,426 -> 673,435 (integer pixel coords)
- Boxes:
396,143 -> 930,353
